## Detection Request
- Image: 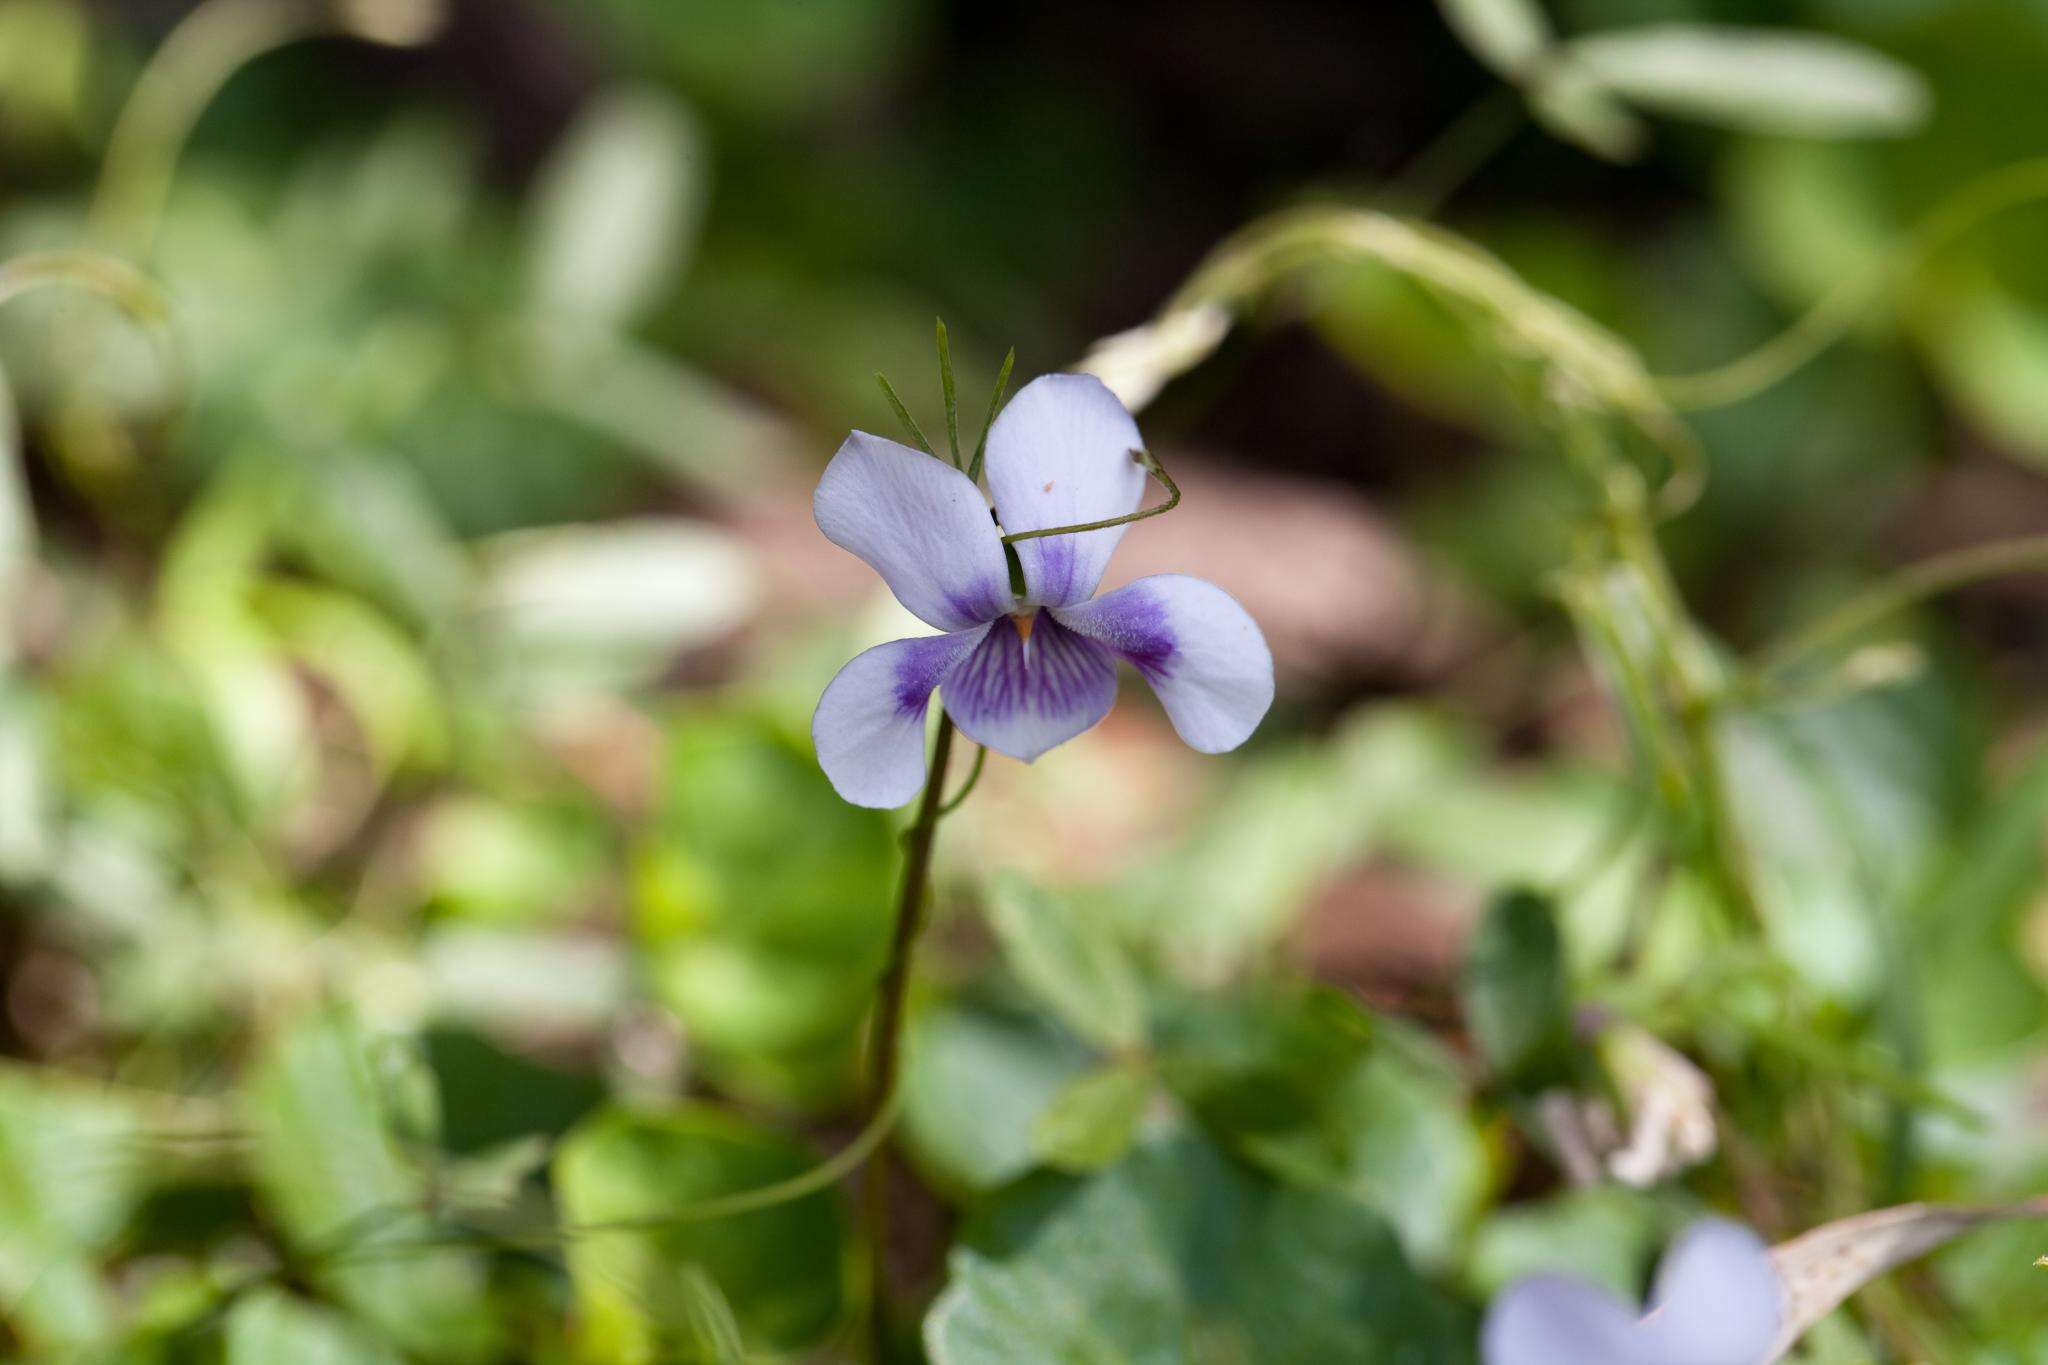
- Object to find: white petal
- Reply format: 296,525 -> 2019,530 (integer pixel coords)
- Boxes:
1052,574 -> 1272,753
1482,1276 -> 1648,1365
814,432 -> 1012,631
813,628 -> 989,807
984,374 -> 1146,607
1639,1220 -> 1781,1365
940,613 -> 1117,762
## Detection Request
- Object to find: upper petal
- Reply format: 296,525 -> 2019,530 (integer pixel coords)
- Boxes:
1052,574 -> 1272,753
814,431 -> 1012,630
984,374 -> 1147,607
1481,1275 -> 1649,1365
813,627 -> 989,807
940,612 -> 1116,762
1639,1220 -> 1781,1365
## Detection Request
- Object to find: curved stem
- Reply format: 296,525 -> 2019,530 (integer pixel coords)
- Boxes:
1002,449 -> 1178,543
92,0 -> 321,255
1759,532 -> 2048,680
1657,157 -> 2048,412
937,743 -> 986,817
863,713 -> 958,1359
1385,85 -> 1524,216
89,0 -> 444,256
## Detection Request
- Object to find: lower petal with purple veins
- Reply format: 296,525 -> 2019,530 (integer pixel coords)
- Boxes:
1052,574 -> 1272,754
940,612 -> 1117,762
813,626 -> 990,808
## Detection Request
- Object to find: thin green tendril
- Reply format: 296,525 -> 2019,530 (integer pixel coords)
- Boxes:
1001,448 -> 1179,544
937,744 -> 987,816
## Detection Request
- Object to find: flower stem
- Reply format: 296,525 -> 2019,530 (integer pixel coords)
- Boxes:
863,712 -> 958,1359
1759,532 -> 2048,681
1384,85 -> 1524,216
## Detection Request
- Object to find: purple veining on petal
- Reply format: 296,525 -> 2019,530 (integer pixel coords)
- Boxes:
1028,537 -> 1077,606
939,612 -> 1118,760
943,579 -> 1012,628
1083,583 -> 1178,682
891,633 -> 977,717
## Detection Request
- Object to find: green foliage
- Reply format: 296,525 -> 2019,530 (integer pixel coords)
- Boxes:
1462,889 -> 1576,1087
224,1290 -> 405,1365
926,1133 -> 1475,1364
1029,1059 -> 1154,1173
244,1011 -> 496,1362
635,710 -> 897,1099
985,873 -> 1146,1053
12,0 -> 2048,1359
553,1104 -> 846,1362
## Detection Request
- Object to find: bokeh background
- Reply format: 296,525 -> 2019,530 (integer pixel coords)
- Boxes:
10,0 -> 2048,1360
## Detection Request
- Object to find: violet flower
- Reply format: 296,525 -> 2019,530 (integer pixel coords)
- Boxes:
812,373 -> 1273,807
1482,1219 -> 1782,1365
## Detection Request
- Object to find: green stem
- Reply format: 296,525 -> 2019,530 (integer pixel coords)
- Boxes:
1385,85 -> 1525,216
1760,532 -> 2048,680
1002,449 -> 1178,543
1657,157 -> 2048,412
864,713 -> 958,1359
937,744 -> 986,817
89,0 -> 442,257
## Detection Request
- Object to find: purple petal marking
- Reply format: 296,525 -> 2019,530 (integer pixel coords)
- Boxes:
983,374 -> 1147,608
1052,574 -> 1271,754
1639,1220 -> 1781,1365
814,430 -> 1013,631
939,612 -> 1117,762
813,626 -> 990,808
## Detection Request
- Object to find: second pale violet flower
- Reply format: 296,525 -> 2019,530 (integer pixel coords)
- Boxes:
813,373 -> 1273,807
1482,1219 -> 1783,1365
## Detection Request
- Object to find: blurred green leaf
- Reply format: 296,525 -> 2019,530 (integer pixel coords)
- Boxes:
1527,62 -> 1648,161
414,795 -> 609,926
1468,1185 -> 1670,1300
527,85 -> 705,328
1911,741 -> 2048,1065
1567,26 -> 1931,139
1180,1009 -> 1489,1273
437,1134 -> 552,1214
1436,0 -> 1551,79
1160,985 -> 1375,1155
473,519 -> 758,702
224,1289 -> 403,1365
901,994 -> 1096,1195
0,365 -> 28,656
553,1104 -> 845,1361
0,1066 -> 148,1353
1462,888 -> 1575,1086
1721,687 -> 1955,1004
244,1010 -> 495,1362
636,711 -> 895,1099
580,0 -> 925,125
926,1132 -> 1473,1363
985,873 -> 1145,1052
1917,270 -> 2048,463
1122,708 -> 1468,978
1030,1059 -> 1153,1174
279,452 -> 468,630
0,681 -> 51,879
422,926 -> 628,1033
